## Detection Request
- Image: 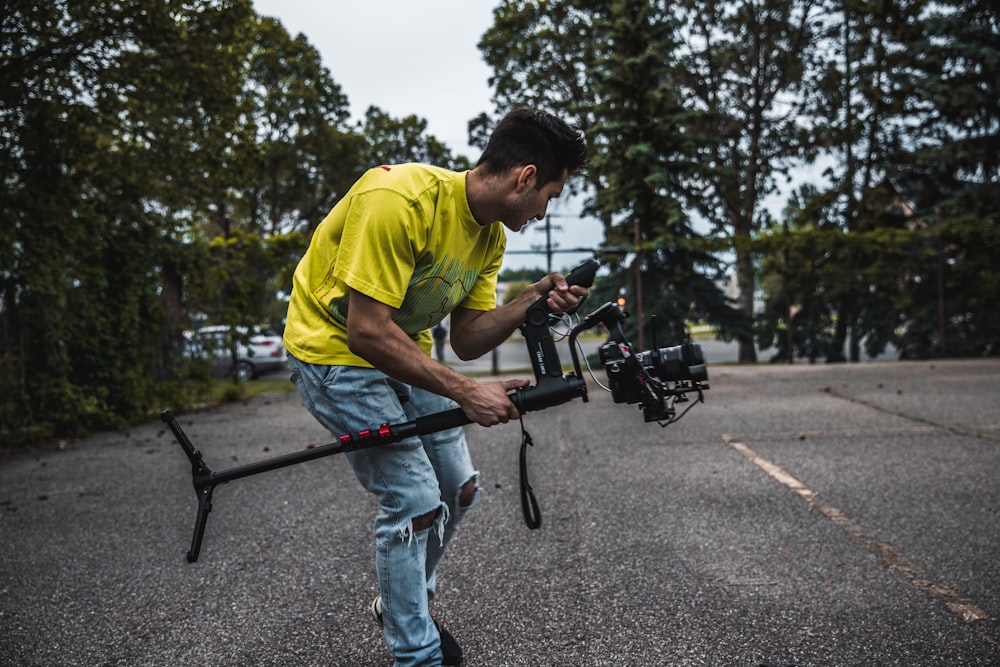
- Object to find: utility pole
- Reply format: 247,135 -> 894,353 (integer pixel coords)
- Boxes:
633,217 -> 645,351
505,213 -> 613,268
534,214 -> 565,273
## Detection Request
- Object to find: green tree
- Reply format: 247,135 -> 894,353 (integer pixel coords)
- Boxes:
890,0 -> 1000,356
498,267 -> 548,283
677,0 -> 820,361
360,106 -> 472,170
755,186 -> 908,363
478,0 -> 612,221
788,0 -> 999,360
812,0 -> 915,361
587,1 -> 719,347
107,0 -> 269,387
0,0 -> 188,438
900,0 -> 999,212
238,16 -> 364,237
480,1 -> 738,349
1,0 -> 487,444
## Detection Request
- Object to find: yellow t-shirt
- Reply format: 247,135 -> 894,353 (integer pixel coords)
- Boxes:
283,164 -> 506,367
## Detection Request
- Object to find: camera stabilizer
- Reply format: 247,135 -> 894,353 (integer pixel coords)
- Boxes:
162,259 -> 709,562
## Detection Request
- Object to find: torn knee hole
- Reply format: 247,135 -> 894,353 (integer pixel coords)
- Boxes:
458,479 -> 477,507
411,508 -> 439,531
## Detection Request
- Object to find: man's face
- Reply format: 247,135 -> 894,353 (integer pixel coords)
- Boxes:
500,168 -> 568,232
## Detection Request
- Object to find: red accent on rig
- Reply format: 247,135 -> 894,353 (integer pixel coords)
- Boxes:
339,434 -> 352,445
378,424 -> 392,438
358,429 -> 371,439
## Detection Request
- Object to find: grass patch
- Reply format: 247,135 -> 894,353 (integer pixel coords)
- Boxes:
206,377 -> 296,403
687,323 -> 715,339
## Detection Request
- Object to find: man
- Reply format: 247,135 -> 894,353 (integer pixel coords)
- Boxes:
283,108 -> 588,666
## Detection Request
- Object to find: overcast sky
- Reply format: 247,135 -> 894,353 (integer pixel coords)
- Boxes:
251,0 -> 603,273
252,0 -> 494,158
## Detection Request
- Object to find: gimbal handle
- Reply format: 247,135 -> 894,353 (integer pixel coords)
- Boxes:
165,259 -> 601,562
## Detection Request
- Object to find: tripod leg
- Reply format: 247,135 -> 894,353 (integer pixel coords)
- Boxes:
161,410 -> 200,464
188,484 -> 214,563
160,411 -> 218,562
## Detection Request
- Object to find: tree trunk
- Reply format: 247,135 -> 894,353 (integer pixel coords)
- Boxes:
829,296 -> 850,363
735,219 -> 757,363
158,262 -> 185,380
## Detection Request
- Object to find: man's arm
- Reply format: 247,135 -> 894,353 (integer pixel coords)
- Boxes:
345,289 -> 528,426
449,272 -> 588,361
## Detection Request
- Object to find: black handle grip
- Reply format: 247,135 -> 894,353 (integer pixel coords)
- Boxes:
407,406 -> 471,436
554,259 -> 598,320
565,258 -> 599,288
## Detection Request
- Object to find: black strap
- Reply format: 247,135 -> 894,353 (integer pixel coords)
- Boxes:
518,417 -> 542,529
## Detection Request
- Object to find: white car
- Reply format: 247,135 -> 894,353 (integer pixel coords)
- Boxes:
185,325 -> 287,381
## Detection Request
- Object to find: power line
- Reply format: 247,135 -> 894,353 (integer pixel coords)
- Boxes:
507,213 -> 631,271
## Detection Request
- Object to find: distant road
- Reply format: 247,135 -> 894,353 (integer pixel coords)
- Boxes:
445,334 -> 899,375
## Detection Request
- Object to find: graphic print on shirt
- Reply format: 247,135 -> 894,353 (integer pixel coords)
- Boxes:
395,256 -> 479,333
327,255 -> 479,336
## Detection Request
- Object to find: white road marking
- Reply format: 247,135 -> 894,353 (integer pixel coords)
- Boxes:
722,434 -> 990,629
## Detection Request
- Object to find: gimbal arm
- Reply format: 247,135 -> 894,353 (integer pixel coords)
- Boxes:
164,259 -> 601,562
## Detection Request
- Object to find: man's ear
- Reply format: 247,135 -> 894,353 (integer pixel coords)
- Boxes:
514,164 -> 537,192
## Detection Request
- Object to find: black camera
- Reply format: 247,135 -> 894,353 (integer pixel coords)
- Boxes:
601,340 -> 707,397
594,320 -> 709,424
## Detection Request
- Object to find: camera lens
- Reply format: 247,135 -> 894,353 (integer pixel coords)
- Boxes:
637,343 -> 708,382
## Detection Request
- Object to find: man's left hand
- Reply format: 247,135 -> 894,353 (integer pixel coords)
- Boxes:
544,272 -> 589,314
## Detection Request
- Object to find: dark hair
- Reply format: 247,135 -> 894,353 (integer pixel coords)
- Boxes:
476,108 -> 587,187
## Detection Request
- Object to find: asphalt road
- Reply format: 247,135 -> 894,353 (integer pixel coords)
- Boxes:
2,358 -> 998,666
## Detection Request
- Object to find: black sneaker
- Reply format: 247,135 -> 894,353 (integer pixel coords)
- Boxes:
435,621 -> 464,667
369,596 -> 464,667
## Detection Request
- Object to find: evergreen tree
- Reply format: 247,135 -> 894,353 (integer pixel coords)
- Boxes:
892,0 -> 1000,356
588,1 -> 718,347
481,1 -> 738,348
0,0 -> 196,437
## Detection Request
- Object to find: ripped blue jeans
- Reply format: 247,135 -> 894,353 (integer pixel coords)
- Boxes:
288,355 -> 477,667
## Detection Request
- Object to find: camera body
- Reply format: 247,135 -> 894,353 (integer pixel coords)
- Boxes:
514,261 -> 708,425
598,338 -> 708,423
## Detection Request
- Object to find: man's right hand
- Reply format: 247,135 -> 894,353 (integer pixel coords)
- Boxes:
458,378 -> 530,426
345,290 -> 536,427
